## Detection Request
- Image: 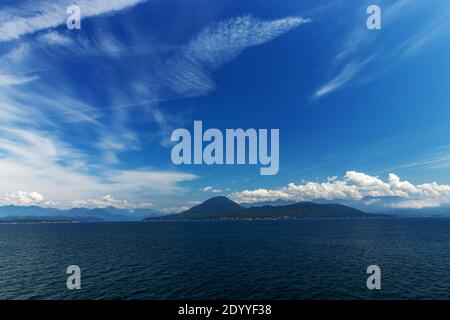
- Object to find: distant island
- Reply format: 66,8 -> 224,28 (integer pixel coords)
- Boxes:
145,196 -> 391,221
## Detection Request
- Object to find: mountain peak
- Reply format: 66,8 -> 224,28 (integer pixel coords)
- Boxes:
192,196 -> 243,211
157,196 -> 244,219
202,196 -> 237,205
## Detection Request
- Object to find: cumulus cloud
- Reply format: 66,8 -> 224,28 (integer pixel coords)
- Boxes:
230,171 -> 450,209
0,191 -> 44,206
202,186 -> 222,193
231,188 -> 290,202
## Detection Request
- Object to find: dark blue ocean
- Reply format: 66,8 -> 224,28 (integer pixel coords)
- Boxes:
0,218 -> 449,300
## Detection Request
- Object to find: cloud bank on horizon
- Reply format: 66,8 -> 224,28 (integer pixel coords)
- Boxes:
230,171 -> 450,209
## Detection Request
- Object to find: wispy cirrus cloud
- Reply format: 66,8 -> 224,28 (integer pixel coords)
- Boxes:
0,10 -> 306,208
0,126 -> 197,206
0,74 -> 39,86
162,15 -> 310,97
0,0 -> 147,42
394,5 -> 450,59
396,145 -> 450,171
313,0 -> 450,99
314,55 -> 375,98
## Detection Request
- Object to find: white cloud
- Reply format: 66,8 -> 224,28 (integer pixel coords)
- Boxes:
0,191 -> 44,206
0,0 -> 147,43
314,57 -> 374,98
389,199 -> 442,209
0,13 -> 305,208
0,126 -> 197,207
160,206 -> 190,214
0,192 -> 155,209
202,186 -> 222,193
230,171 -> 450,209
231,188 -> 290,203
396,5 -> 450,59
188,15 -> 310,68
38,31 -> 73,46
70,195 -> 133,209
0,30 -> 198,206
0,74 -> 38,86
397,146 -> 450,170
164,15 -> 310,96
313,0 -> 450,99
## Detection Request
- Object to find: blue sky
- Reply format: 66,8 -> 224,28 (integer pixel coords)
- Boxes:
1,0 -> 450,211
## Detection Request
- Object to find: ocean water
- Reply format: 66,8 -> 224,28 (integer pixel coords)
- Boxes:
0,218 -> 449,300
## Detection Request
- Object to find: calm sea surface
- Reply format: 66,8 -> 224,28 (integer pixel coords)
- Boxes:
0,218 -> 449,300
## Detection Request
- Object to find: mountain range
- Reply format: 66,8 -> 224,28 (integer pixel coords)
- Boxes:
0,205 -> 163,222
2,195 -> 449,223
146,196 -> 390,221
